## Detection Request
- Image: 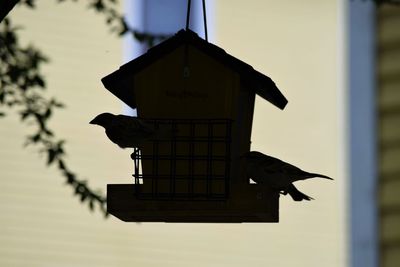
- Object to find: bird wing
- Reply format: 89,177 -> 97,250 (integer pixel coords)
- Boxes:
255,156 -> 305,187
104,115 -> 156,148
277,158 -> 332,181
277,159 -> 304,175
113,115 -> 155,135
248,158 -> 291,187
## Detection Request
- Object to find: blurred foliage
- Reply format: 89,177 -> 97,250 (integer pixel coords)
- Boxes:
0,0 -> 171,217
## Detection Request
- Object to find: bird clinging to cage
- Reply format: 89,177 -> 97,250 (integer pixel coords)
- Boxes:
90,112 -> 175,149
241,151 -> 333,201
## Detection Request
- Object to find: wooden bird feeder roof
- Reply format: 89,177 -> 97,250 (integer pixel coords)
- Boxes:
102,29 -> 288,110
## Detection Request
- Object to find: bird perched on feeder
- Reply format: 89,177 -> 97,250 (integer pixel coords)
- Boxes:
241,151 -> 332,201
90,112 -> 175,149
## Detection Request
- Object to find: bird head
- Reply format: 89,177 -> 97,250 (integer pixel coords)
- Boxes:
89,113 -> 115,127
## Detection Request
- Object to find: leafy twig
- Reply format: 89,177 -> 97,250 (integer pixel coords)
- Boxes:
1,0 -> 173,217
1,18 -> 107,216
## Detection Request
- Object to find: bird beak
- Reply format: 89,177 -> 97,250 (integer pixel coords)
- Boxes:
89,118 -> 97,125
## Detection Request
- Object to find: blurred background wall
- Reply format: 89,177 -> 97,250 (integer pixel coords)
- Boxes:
2,0 -> 396,266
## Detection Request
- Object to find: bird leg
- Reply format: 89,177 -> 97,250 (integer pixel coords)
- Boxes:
280,190 -> 288,195
130,147 -> 140,160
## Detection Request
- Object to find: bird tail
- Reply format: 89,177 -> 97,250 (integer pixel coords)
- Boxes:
304,172 -> 333,180
286,184 -> 314,201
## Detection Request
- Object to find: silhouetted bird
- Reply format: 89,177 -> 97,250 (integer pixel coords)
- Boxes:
90,113 -> 175,149
242,151 -> 332,201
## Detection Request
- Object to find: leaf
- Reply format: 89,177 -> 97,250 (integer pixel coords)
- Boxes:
20,111 -> 30,121
80,192 -> 87,202
33,112 -> 43,123
34,75 -> 45,88
0,91 -> 5,103
5,29 -> 17,46
100,204 -> 109,218
24,0 -> 36,8
74,185 -> 80,195
44,108 -> 51,119
0,112 -> 5,117
54,102 -> 65,108
88,200 -> 94,211
106,16 -> 113,24
118,19 -> 129,36
91,0 -> 105,12
58,159 -> 66,170
47,148 -> 56,165
57,140 -> 66,146
65,171 -> 75,184
50,98 -> 65,108
26,133 -> 41,144
43,127 -> 53,137
133,31 -> 145,42
56,140 -> 65,155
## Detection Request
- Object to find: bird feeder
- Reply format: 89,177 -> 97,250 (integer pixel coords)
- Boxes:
101,29 -> 288,222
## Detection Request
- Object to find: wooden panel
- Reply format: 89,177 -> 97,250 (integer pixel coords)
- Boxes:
379,50 -> 400,76
107,184 -> 279,222
380,114 -> 400,148
380,147 -> 400,177
381,247 -> 400,267
379,82 -> 400,111
381,214 -> 400,242
380,179 -> 400,207
378,5 -> 400,267
134,44 -> 240,119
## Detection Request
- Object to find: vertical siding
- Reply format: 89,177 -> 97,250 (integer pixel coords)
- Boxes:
378,5 -> 400,267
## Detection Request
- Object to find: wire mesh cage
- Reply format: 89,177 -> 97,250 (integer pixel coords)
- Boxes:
131,119 -> 232,200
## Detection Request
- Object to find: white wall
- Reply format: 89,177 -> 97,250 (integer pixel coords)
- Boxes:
216,0 -> 346,266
